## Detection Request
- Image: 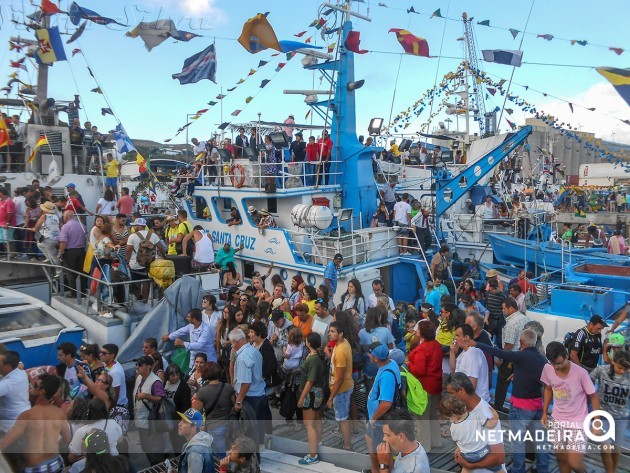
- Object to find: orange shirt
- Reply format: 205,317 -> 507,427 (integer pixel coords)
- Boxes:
293,315 -> 314,338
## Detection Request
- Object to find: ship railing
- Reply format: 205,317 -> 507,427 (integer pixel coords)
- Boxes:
198,158 -> 343,190
480,217 -> 519,241
428,226 -> 458,296
284,226 -> 401,267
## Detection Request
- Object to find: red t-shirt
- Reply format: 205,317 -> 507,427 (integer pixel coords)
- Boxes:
64,197 -> 83,212
306,142 -> 318,162
118,195 -> 134,215
317,138 -> 333,161
0,198 -> 16,226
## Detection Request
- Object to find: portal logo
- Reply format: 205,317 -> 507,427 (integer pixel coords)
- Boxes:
583,410 -> 615,443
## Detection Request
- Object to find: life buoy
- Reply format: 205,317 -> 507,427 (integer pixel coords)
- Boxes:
230,164 -> 246,188
280,268 -> 288,280
307,274 -> 316,286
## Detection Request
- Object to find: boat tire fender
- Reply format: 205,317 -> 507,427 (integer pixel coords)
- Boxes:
230,164 -> 246,188
307,274 -> 316,286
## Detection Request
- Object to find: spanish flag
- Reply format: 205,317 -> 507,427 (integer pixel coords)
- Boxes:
0,120 -> 11,148
29,135 -> 49,163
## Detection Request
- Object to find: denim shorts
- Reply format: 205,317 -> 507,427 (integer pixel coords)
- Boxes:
461,445 -> 503,471
333,388 -> 353,421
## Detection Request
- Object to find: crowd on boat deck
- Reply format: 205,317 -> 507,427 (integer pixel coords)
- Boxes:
1,253 -> 629,473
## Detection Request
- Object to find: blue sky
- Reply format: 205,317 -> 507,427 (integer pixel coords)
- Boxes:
2,0 -> 629,144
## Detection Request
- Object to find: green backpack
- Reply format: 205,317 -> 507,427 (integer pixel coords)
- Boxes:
400,366 -> 428,416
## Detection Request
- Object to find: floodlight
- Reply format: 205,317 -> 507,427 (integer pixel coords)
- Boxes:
269,132 -> 290,148
399,139 -> 412,152
368,118 -> 383,136
216,149 -> 232,162
347,80 -> 365,91
244,146 -> 258,161
338,208 -> 353,222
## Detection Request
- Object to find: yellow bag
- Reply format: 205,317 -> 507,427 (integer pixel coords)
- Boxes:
82,244 -> 94,273
148,259 -> 176,289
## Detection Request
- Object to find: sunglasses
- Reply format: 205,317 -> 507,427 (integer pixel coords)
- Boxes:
316,298 -> 324,304
100,351 -> 111,356
95,378 -> 110,385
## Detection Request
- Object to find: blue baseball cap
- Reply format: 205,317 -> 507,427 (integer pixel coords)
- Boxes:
178,408 -> 204,428
66,183 -> 76,188
369,342 -> 390,361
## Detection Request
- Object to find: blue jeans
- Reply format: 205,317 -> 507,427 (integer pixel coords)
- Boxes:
206,423 -> 228,459
508,406 -> 549,473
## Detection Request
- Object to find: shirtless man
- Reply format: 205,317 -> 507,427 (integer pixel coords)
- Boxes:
0,374 -> 71,473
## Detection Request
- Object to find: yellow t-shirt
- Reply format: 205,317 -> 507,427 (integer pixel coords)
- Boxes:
329,338 -> 354,393
436,320 -> 455,347
305,299 -> 316,316
165,226 -> 179,255
390,143 -> 400,157
104,160 -> 119,178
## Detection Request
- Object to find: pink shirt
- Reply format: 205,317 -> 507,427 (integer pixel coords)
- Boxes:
540,362 -> 595,424
0,198 -> 16,226
117,195 -> 134,216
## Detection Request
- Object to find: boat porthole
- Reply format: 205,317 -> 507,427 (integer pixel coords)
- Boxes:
280,269 -> 288,280
307,274 -> 316,286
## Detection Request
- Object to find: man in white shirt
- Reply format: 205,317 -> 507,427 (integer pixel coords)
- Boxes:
99,343 -> 128,407
393,193 -> 412,255
508,284 -> 526,313
57,342 -> 91,392
162,309 -> 214,366
450,324 -> 490,402
191,138 -> 206,158
366,279 -> 395,311
447,373 -> 506,473
0,351 -> 31,433
376,409 -> 430,473
12,188 -> 27,258
479,195 -> 496,220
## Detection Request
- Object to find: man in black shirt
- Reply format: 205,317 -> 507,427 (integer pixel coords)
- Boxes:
290,132 -> 306,162
570,314 -> 607,371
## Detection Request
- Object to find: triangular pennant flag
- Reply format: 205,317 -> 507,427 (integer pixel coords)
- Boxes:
227,87 -> 236,92
509,29 -> 519,39
245,96 -> 253,103
197,108 -> 208,114
216,94 -> 226,99
327,43 -> 336,53
305,109 -> 311,119
258,60 -> 268,68
231,110 -> 241,116
477,20 -> 490,26
41,0 -> 63,16
323,8 -> 334,16
101,108 -> 113,116
286,51 -> 296,60
71,48 -> 81,56
345,31 -> 368,54
276,63 -> 286,71
295,31 -> 307,37
164,138 -> 172,143
237,78 -> 245,84
609,47 -> 624,55
190,115 -> 200,120
87,67 -> 95,78
537,34 -> 554,41
315,19 -> 326,30
207,101 -> 217,106
407,7 -> 418,14
305,36 -> 313,44
248,69 -> 256,76
431,9 -> 443,18
570,40 -> 588,46
505,108 -> 513,115
260,79 -> 270,88
379,3 -> 388,7
506,118 -> 517,130
91,87 -> 102,94
309,19 -> 319,27
568,103 -> 574,113
587,107 -> 596,111
66,21 -> 87,44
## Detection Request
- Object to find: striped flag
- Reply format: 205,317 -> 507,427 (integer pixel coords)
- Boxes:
29,135 -> 49,162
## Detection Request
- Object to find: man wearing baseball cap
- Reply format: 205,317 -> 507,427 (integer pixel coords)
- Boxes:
324,253 -> 343,296
569,314 -> 608,372
177,408 -> 214,473
365,342 -> 402,473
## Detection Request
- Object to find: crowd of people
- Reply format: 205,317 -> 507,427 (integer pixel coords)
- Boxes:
1,256 -> 628,473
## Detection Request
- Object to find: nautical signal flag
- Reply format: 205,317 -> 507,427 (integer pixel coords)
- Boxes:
238,13 -> 282,54
41,0 -> 63,16
389,29 -> 430,57
35,27 -> 67,64
596,67 -> 630,107
482,49 -> 523,67
345,31 -> 368,54
68,2 -> 126,27
28,135 -> 49,163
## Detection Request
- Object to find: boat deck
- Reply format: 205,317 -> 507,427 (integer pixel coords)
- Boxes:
270,407 -> 630,472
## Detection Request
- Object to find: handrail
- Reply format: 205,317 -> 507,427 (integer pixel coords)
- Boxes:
429,225 -> 458,301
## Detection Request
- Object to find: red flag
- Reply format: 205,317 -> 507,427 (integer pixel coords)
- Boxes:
389,29 -> 430,57
609,47 -> 624,55
196,108 -> 208,114
294,31 -> 307,38
345,31 -> 368,54
41,0 -> 63,16
305,36 -> 312,44
506,118 -> 517,130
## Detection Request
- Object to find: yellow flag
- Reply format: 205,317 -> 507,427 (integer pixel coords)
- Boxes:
238,13 -> 282,54
28,135 -> 49,162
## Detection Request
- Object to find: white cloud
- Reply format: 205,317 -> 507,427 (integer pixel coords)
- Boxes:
536,82 -> 630,144
180,0 -> 222,16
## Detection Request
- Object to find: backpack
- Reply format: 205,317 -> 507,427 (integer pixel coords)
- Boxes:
175,222 -> 194,255
399,366 -> 428,415
571,231 -> 579,244
379,368 -> 405,414
136,230 -> 156,268
563,330 -> 584,361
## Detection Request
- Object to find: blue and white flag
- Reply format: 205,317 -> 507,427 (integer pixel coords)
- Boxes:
482,49 -> 523,67
172,44 -> 217,85
112,123 -> 136,154
69,2 -> 127,26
